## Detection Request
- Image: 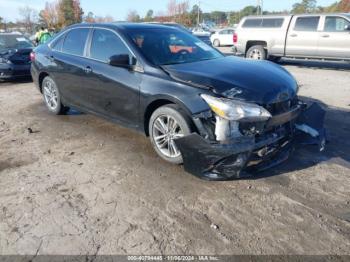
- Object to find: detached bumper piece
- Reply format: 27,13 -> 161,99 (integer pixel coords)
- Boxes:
175,103 -> 326,181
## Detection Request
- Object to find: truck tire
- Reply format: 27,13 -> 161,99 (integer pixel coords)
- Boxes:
213,39 -> 220,47
246,45 -> 267,60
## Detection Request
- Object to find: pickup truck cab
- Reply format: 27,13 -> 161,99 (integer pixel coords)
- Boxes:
234,13 -> 350,61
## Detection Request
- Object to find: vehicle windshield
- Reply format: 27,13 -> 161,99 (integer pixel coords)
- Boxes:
127,28 -> 223,66
0,34 -> 33,52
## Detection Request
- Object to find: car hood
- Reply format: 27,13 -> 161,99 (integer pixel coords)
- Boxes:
162,56 -> 298,105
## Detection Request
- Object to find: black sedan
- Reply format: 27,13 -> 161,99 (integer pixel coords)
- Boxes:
31,23 -> 326,180
0,33 -> 34,79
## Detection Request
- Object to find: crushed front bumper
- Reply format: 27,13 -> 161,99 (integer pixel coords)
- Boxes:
175,103 -> 326,181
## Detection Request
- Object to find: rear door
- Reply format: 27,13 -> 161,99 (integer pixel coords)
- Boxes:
286,16 -> 321,57
51,28 -> 91,108
317,15 -> 350,59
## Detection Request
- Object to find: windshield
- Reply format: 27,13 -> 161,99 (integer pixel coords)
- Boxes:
127,28 -> 223,66
0,35 -> 33,52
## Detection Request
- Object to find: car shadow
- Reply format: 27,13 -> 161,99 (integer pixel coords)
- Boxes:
251,96 -> 350,180
277,58 -> 350,71
0,76 -> 33,85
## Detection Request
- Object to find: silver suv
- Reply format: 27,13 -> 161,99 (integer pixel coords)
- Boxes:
234,13 -> 350,61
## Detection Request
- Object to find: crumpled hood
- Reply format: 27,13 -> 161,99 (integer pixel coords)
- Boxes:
162,56 -> 298,105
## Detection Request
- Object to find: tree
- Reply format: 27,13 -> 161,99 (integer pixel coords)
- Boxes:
126,10 -> 141,22
84,12 -> 95,23
144,9 -> 154,22
95,15 -> 114,23
338,0 -> 350,12
292,0 -> 317,14
18,6 -> 38,33
39,1 -> 60,28
59,0 -> 83,27
190,4 -> 202,25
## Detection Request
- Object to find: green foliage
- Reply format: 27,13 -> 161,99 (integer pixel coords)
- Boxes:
144,10 -> 154,22
59,0 -> 83,26
292,0 -> 317,14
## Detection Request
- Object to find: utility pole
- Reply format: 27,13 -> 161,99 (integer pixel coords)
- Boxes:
257,0 -> 263,15
197,0 -> 200,26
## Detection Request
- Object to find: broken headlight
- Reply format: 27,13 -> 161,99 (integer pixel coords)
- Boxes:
201,94 -> 272,122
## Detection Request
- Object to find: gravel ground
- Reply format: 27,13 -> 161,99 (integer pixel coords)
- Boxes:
0,51 -> 350,255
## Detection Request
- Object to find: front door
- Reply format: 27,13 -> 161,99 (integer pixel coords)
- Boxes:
286,16 -> 321,57
83,28 -> 141,126
317,15 -> 350,59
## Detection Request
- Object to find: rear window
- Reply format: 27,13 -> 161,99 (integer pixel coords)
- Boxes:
51,34 -> 65,51
0,34 -> 33,52
242,18 -> 284,28
294,17 -> 320,31
62,28 -> 89,56
243,19 -> 262,28
262,18 -> 284,28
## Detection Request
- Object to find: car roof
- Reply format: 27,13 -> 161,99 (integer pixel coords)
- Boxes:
69,22 -> 180,31
244,13 -> 349,19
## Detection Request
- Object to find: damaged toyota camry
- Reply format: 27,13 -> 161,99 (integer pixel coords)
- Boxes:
31,23 -> 326,181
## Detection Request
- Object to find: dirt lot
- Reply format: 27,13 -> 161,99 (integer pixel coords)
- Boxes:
0,54 -> 350,255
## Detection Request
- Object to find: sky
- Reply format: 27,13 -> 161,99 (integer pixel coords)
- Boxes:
0,0 -> 337,22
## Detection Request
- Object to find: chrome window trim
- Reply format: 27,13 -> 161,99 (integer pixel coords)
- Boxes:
48,25 -> 144,73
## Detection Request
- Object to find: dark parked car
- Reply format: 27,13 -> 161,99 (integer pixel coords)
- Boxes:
0,33 -> 34,79
31,23 -> 326,180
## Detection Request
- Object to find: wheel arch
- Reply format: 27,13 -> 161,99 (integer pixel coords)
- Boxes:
38,72 -> 50,93
143,96 -> 195,137
245,41 -> 268,54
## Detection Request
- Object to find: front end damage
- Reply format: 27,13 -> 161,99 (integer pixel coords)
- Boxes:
175,101 -> 326,181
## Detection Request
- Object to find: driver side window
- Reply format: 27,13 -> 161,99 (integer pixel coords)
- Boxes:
90,29 -> 131,62
324,16 -> 350,32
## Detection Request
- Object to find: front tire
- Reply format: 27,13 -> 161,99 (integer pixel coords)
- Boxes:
149,105 -> 192,165
42,76 -> 69,115
246,45 -> 267,60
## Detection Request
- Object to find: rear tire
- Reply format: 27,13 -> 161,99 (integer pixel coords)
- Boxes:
213,39 -> 220,47
149,105 -> 193,165
42,76 -> 69,115
246,45 -> 267,60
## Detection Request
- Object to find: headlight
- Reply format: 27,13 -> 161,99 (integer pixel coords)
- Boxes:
201,94 -> 271,121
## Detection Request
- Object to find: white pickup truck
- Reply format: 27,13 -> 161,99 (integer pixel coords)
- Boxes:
233,13 -> 350,61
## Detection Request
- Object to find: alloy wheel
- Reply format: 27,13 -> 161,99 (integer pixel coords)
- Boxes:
43,79 -> 58,111
152,115 -> 184,158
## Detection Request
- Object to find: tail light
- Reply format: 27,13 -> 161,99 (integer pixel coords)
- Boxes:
233,33 -> 238,44
30,52 -> 35,62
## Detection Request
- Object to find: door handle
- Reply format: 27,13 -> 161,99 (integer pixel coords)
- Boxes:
321,34 -> 330,38
290,33 -> 298,37
84,66 -> 93,74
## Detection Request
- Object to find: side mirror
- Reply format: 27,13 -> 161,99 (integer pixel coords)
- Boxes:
345,25 -> 350,31
108,54 -> 135,68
